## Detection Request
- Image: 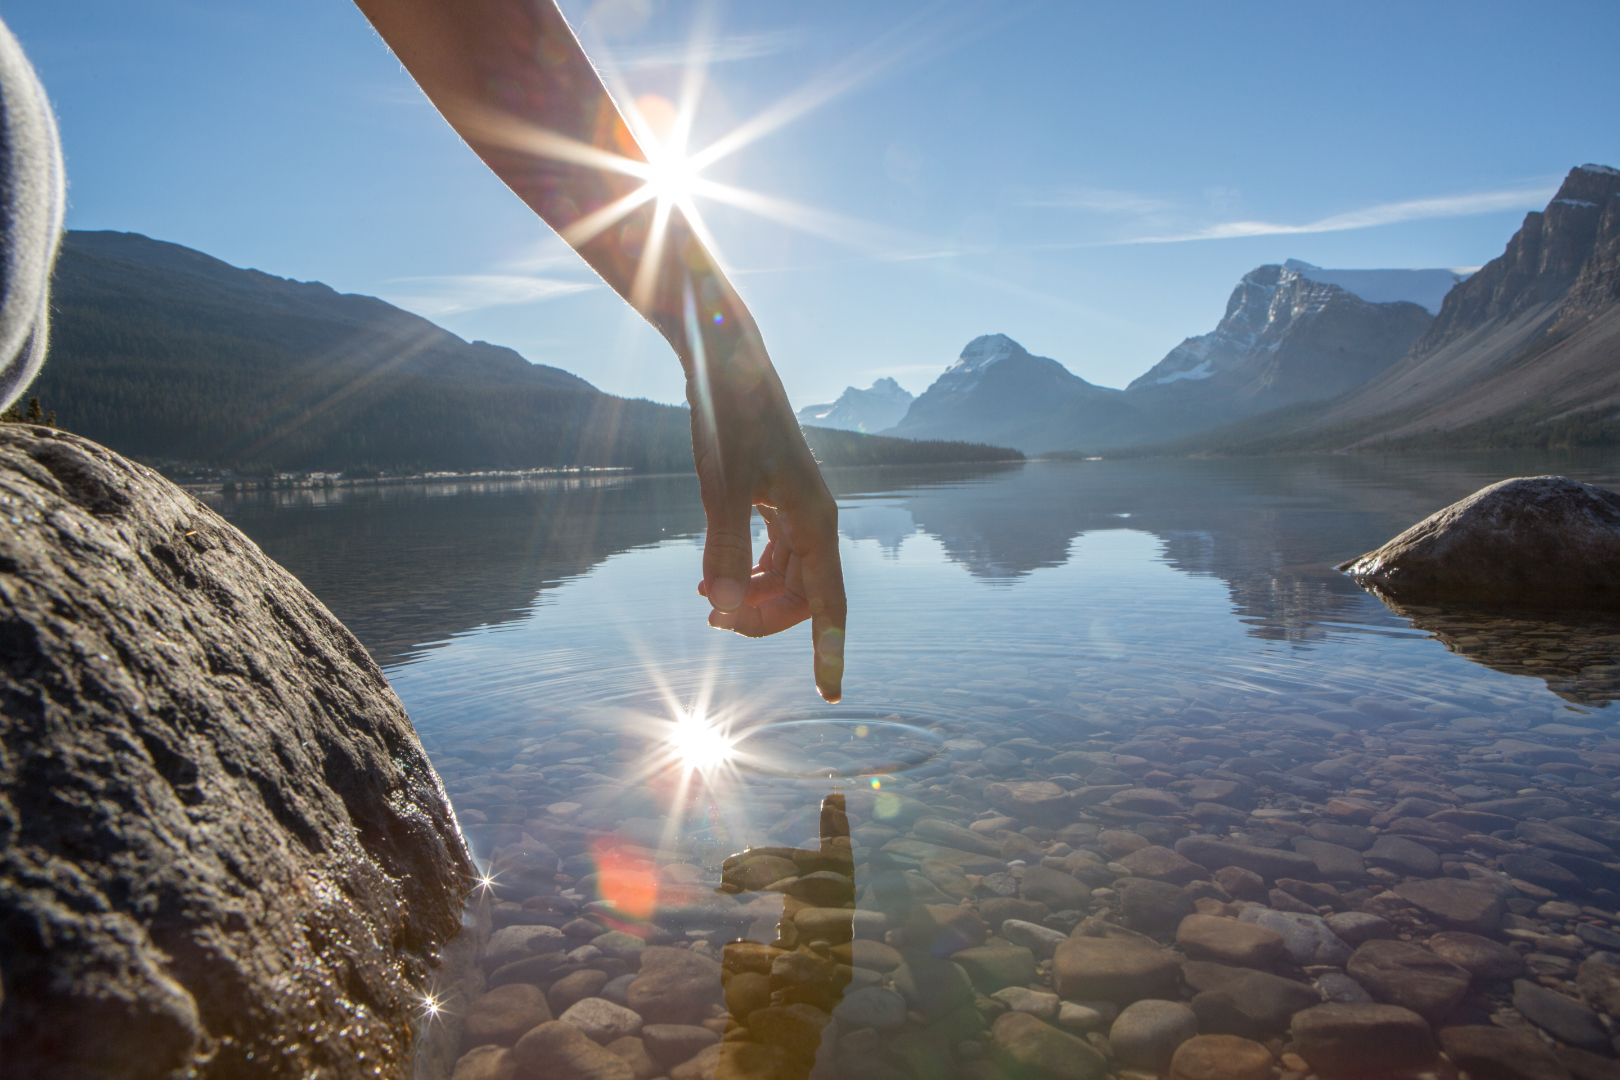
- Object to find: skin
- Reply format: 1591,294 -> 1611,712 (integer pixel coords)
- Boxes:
352,0 -> 846,701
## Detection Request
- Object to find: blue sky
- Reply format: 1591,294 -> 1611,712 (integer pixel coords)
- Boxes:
10,0 -> 1617,407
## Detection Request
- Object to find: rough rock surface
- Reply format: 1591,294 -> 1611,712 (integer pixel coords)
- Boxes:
1340,476 -> 1620,608
0,427 -> 471,1077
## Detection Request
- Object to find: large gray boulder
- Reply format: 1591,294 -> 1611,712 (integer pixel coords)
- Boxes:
1339,476 -> 1620,607
0,427 -> 472,1077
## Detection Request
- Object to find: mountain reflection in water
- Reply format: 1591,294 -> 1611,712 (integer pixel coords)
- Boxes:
212,454 -> 1620,697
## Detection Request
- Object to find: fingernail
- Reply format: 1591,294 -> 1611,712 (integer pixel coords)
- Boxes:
818,627 -> 845,666
709,577 -> 745,612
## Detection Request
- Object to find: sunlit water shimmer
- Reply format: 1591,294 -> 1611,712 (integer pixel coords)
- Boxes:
213,455 -> 1620,1080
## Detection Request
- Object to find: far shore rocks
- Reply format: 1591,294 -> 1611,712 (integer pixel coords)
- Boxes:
1339,475 -> 1620,608
0,427 -> 471,1076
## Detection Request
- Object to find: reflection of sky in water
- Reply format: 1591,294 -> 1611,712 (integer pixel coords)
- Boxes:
214,455 -> 1620,860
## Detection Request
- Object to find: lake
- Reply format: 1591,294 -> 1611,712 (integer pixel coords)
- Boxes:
212,453 -> 1620,1079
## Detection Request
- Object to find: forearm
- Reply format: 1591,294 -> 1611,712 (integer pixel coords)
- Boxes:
353,0 -> 751,373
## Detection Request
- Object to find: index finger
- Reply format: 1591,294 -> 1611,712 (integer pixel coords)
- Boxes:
798,507 -> 846,703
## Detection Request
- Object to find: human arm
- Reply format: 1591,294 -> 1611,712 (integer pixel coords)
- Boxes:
351,0 -> 846,700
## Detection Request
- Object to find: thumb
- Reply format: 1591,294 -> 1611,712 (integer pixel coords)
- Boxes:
702,498 -> 754,613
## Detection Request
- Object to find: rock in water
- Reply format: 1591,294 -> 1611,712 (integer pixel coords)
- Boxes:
1339,475 -> 1620,608
0,428 -> 471,1076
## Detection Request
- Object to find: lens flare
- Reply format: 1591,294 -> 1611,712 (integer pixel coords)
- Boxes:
668,708 -> 736,773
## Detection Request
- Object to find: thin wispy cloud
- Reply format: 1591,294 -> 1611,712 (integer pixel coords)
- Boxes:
381,274 -> 601,317
1019,187 -> 1173,215
609,30 -> 803,70
1118,184 -> 1558,245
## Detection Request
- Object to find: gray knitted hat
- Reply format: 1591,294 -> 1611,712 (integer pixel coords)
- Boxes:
0,17 -> 64,412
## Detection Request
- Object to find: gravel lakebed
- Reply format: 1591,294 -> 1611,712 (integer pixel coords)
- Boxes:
422,696 -> 1620,1080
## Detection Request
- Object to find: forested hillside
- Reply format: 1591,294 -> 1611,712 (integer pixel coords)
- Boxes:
37,232 -> 1019,475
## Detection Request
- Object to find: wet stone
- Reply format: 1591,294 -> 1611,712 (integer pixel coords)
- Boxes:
1291,838 -> 1369,882
1181,962 -> 1322,1031
990,986 -> 1059,1019
511,1021 -> 635,1080
1315,972 -> 1374,1004
1516,822 -> 1615,858
1393,878 -> 1503,934
1501,853 -> 1585,892
1213,866 -> 1268,902
549,970 -> 610,1015
1364,835 -> 1442,878
560,998 -> 643,1045
1019,864 -> 1090,909
1122,878 -> 1196,931
1167,1034 -> 1276,1080
1325,911 -> 1394,945
625,947 -> 722,1025
830,986 -> 908,1031
1120,845 -> 1204,885
989,1011 -> 1109,1080
1176,914 -> 1287,968
1001,918 -> 1067,957
953,944 -> 1037,993
979,897 -> 1051,928
1189,990 -> 1262,1040
1109,999 -> 1199,1073
1237,908 -> 1354,966
891,956 -> 976,1020
638,1026 -> 717,1071
1054,936 -> 1182,1005
1290,1003 -> 1436,1079
1427,931 -> 1526,981
465,983 -> 554,1049
604,1038 -> 659,1080
1513,979 -> 1610,1051
1176,836 -> 1321,882
747,1002 -> 832,1059
453,1046 -> 517,1080
1438,1026 -> 1570,1080
1345,939 -> 1471,1021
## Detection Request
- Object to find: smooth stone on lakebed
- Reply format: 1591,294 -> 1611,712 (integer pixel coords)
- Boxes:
1339,475 -> 1620,608
1437,1026 -> 1570,1080
1346,940 -> 1471,1021
1427,932 -> 1526,981
1393,878 -> 1503,934
1176,836 -> 1321,882
1120,845 -> 1204,884
1183,962 -> 1321,1032
0,429 -> 473,1077
1020,864 -> 1091,909
639,1025 -> 718,1069
1167,1034 -> 1275,1080
1054,936 -> 1182,1005
1237,908 -> 1354,967
1291,837 -> 1369,881
1326,913 -> 1394,950
1290,1003 -> 1436,1078
560,998 -> 643,1044
1109,999 -> 1199,1072
1176,914 -> 1287,968
625,947 -> 722,1025
952,944 -> 1036,992
1513,979 -> 1610,1051
513,1021 -> 635,1080
1364,834 -> 1442,878
466,984 -> 554,1048
1123,878 -> 1197,931
1002,918 -> 1067,958
891,956 -> 976,1019
990,1011 -> 1109,1080
451,1045 -> 515,1080
831,986 -> 908,1031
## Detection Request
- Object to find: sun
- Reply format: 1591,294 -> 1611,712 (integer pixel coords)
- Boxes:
666,707 -> 736,773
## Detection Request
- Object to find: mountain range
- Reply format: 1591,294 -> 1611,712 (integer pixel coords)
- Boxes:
872,164 -> 1620,455
796,377 -> 913,433
32,231 -> 1019,474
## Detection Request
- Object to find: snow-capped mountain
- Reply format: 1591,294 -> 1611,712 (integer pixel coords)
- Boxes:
1121,263 -> 1434,443
796,377 -> 913,433
881,334 -> 1142,452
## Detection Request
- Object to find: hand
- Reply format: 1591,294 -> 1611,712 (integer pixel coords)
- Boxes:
690,345 -> 846,703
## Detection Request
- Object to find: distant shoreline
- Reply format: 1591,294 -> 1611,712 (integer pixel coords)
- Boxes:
179,464 -> 634,497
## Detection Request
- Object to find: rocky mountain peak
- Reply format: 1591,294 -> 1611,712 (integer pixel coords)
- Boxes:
796,377 -> 915,433
937,334 -> 1029,391
1411,164 -> 1620,357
